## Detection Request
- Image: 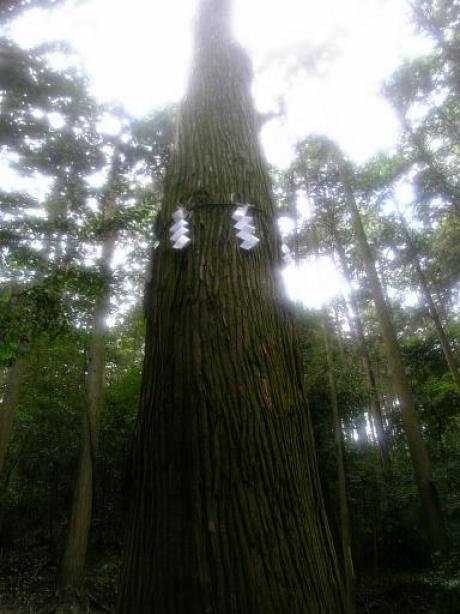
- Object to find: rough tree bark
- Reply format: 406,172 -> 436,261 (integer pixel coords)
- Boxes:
338,160 -> 448,553
322,315 -> 355,614
60,159 -> 118,589
118,1 -> 345,612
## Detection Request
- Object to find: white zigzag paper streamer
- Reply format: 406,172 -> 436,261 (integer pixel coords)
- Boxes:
232,204 -> 259,250
169,207 -> 191,249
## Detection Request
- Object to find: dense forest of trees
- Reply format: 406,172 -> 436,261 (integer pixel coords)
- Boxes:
1,0 -> 460,612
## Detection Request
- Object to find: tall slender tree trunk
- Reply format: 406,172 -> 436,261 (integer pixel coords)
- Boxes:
338,161 -> 448,552
118,1 -> 345,612
0,358 -> 25,477
331,229 -> 391,472
394,200 -> 460,393
60,163 -> 118,589
397,112 -> 460,215
333,306 -> 348,366
289,173 -> 300,261
322,315 -> 355,614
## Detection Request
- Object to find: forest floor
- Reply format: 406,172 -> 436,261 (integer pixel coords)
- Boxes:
0,542 -> 120,613
0,543 -> 459,613
356,568 -> 460,613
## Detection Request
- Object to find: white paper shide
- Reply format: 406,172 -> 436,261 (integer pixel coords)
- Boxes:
169,206 -> 191,249
232,204 -> 259,250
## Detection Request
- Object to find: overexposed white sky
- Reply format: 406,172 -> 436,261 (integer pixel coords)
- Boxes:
10,0 -> 432,166
7,0 -> 432,310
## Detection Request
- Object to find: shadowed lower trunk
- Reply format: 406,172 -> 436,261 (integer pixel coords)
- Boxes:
118,1 -> 345,612
0,358 -> 25,478
60,162 -> 118,590
322,315 -> 355,614
60,289 -> 110,589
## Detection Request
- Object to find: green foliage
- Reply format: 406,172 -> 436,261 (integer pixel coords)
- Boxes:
1,0 -> 460,611
0,313 -> 144,544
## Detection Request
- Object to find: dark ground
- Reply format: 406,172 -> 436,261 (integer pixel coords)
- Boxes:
0,543 -> 119,613
0,542 -> 459,613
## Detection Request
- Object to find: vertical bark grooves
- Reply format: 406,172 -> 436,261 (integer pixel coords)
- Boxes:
60,161 -> 118,589
118,1 -> 345,612
339,162 -> 448,552
323,316 -> 355,614
0,358 -> 25,478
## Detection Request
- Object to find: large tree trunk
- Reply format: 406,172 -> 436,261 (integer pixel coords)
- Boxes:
118,1 -> 345,612
60,165 -> 118,589
0,358 -> 25,477
322,316 -> 355,614
339,161 -> 448,553
394,201 -> 460,393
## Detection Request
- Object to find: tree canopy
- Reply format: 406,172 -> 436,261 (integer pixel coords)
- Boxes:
1,0 -> 460,612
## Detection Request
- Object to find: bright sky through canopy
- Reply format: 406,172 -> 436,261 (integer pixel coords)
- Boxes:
8,0 -> 431,310
10,0 -> 431,166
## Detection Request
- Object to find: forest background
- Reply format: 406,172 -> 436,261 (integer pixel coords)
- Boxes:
1,0 -> 460,612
